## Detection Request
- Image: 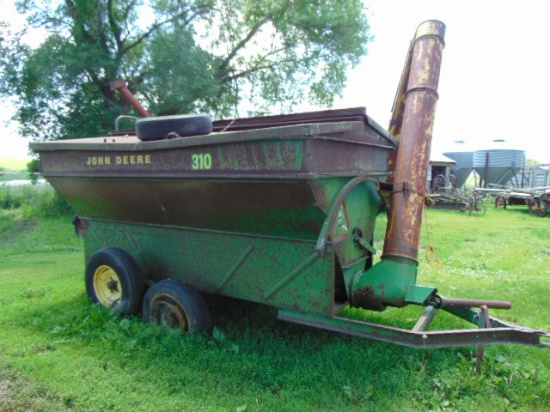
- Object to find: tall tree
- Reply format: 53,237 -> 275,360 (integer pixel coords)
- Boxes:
1,0 -> 371,141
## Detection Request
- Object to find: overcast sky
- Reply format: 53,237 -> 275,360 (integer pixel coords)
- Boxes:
332,0 -> 550,163
1,0 -> 549,162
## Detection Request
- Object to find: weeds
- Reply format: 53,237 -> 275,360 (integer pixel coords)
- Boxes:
0,184 -> 73,219
1,156 -> 72,219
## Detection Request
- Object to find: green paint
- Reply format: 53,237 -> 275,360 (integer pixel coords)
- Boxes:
217,245 -> 254,290
405,285 -> 437,305
264,252 -> 319,299
294,144 -> 303,169
85,219 -> 335,316
235,203 -> 326,240
351,258 -> 420,311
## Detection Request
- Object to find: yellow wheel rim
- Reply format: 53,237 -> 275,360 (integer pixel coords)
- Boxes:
93,265 -> 122,308
151,295 -> 189,331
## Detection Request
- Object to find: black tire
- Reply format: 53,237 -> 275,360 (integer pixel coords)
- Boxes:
495,196 -> 507,209
136,114 -> 213,141
142,279 -> 212,334
529,199 -> 548,217
85,248 -> 144,316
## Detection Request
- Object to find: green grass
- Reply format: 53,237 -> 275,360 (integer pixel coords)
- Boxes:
0,202 -> 549,411
0,184 -> 73,221
0,158 -> 29,174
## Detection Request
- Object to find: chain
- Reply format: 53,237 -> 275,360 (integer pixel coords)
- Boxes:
423,205 -> 445,270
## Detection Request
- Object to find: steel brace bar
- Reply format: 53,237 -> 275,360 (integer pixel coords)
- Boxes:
278,309 -> 550,349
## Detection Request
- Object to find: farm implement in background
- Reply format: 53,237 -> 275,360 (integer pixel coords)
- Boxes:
478,186 -> 550,217
430,177 -> 486,215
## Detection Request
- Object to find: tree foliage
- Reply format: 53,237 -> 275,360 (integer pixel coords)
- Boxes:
1,0 -> 371,141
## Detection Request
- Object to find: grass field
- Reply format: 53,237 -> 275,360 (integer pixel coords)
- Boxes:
0,158 -> 29,174
0,199 -> 549,411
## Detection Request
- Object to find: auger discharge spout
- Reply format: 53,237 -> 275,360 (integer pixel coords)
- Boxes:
352,20 -> 446,311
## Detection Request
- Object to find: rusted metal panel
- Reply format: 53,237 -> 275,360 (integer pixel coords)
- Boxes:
213,107 -> 391,134
35,118 -> 394,243
36,122 -> 394,178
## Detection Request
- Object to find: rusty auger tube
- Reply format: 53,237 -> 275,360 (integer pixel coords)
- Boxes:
383,20 -> 445,262
110,80 -> 152,118
351,21 -> 446,311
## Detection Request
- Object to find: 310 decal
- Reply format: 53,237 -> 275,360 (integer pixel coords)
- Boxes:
191,153 -> 213,170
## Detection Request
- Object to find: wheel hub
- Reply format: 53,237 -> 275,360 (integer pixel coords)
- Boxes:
93,265 -> 122,307
151,296 -> 189,331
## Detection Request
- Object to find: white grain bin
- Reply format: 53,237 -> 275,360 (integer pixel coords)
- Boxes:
443,140 -> 474,187
473,139 -> 525,186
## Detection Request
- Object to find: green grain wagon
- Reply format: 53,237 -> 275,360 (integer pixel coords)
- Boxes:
30,21 -> 549,360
